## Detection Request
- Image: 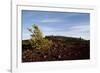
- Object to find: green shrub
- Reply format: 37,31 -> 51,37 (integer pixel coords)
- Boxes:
28,24 -> 52,50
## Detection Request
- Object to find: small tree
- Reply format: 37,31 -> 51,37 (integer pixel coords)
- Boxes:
28,24 -> 52,50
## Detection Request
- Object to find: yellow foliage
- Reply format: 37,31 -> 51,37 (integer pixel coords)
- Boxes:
28,24 -> 53,50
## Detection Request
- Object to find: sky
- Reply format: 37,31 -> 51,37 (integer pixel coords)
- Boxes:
22,10 -> 90,40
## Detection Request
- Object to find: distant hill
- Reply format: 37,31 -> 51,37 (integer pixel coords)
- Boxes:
46,36 -> 89,45
45,35 -> 87,41
22,35 -> 89,45
22,35 -> 89,50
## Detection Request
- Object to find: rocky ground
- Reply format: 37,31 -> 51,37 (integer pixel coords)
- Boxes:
22,36 -> 90,62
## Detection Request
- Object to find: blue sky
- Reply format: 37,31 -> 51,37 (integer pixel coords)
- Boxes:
22,10 -> 90,40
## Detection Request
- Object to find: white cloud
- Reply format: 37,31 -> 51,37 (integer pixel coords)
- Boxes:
69,24 -> 90,33
41,27 -> 53,32
40,18 -> 62,23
